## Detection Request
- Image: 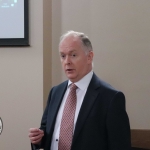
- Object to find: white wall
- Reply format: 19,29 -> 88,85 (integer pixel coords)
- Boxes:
0,1 -> 43,149
52,0 -> 150,129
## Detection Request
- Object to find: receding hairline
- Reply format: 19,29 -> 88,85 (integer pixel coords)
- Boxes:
59,30 -> 93,52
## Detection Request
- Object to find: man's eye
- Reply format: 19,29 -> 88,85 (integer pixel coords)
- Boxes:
72,54 -> 76,57
61,55 -> 65,58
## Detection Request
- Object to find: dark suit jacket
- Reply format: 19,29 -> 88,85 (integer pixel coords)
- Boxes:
32,73 -> 131,150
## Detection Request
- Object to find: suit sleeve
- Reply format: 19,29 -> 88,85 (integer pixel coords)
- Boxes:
106,92 -> 131,150
31,87 -> 54,150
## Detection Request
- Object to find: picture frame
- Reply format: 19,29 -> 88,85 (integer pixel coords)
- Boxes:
0,0 -> 29,46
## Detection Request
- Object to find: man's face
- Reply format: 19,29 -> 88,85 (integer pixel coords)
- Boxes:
59,36 -> 93,82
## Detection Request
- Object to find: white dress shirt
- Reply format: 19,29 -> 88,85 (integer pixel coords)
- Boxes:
50,71 -> 93,150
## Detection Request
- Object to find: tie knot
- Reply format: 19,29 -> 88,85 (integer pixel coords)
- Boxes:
70,83 -> 78,91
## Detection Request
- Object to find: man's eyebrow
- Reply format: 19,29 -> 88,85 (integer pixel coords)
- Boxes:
60,50 -> 77,53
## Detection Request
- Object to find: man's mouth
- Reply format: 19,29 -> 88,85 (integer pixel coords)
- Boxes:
66,69 -> 74,71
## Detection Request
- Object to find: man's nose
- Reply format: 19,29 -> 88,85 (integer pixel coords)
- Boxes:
65,56 -> 71,65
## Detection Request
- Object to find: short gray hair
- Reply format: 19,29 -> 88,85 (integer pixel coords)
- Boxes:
59,30 -> 93,53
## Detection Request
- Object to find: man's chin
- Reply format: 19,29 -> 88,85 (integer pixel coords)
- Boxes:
67,76 -> 75,80
66,75 -> 76,82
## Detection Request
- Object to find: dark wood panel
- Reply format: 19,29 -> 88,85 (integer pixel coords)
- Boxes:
131,129 -> 150,149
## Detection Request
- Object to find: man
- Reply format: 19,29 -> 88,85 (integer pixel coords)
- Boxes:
29,31 -> 131,150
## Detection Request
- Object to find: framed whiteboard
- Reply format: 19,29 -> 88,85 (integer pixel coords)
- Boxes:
0,0 -> 29,46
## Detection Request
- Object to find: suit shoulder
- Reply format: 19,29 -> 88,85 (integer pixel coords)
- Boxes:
93,74 -> 122,94
52,80 -> 68,91
99,78 -> 117,91
100,79 -> 125,100
47,80 -> 68,101
93,77 -> 126,105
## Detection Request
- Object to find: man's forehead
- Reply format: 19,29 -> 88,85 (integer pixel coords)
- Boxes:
60,35 -> 81,47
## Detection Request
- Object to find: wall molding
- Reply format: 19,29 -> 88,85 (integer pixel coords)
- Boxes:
131,129 -> 150,149
43,0 -> 52,109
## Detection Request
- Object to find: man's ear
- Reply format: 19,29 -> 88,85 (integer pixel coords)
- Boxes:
87,51 -> 94,64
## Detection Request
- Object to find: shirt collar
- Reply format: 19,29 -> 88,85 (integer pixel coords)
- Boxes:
68,70 -> 93,90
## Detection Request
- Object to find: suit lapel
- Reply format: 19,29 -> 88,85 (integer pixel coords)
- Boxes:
47,81 -> 68,134
72,73 -> 101,146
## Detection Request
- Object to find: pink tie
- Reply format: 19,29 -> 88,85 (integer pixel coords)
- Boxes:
58,84 -> 77,150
